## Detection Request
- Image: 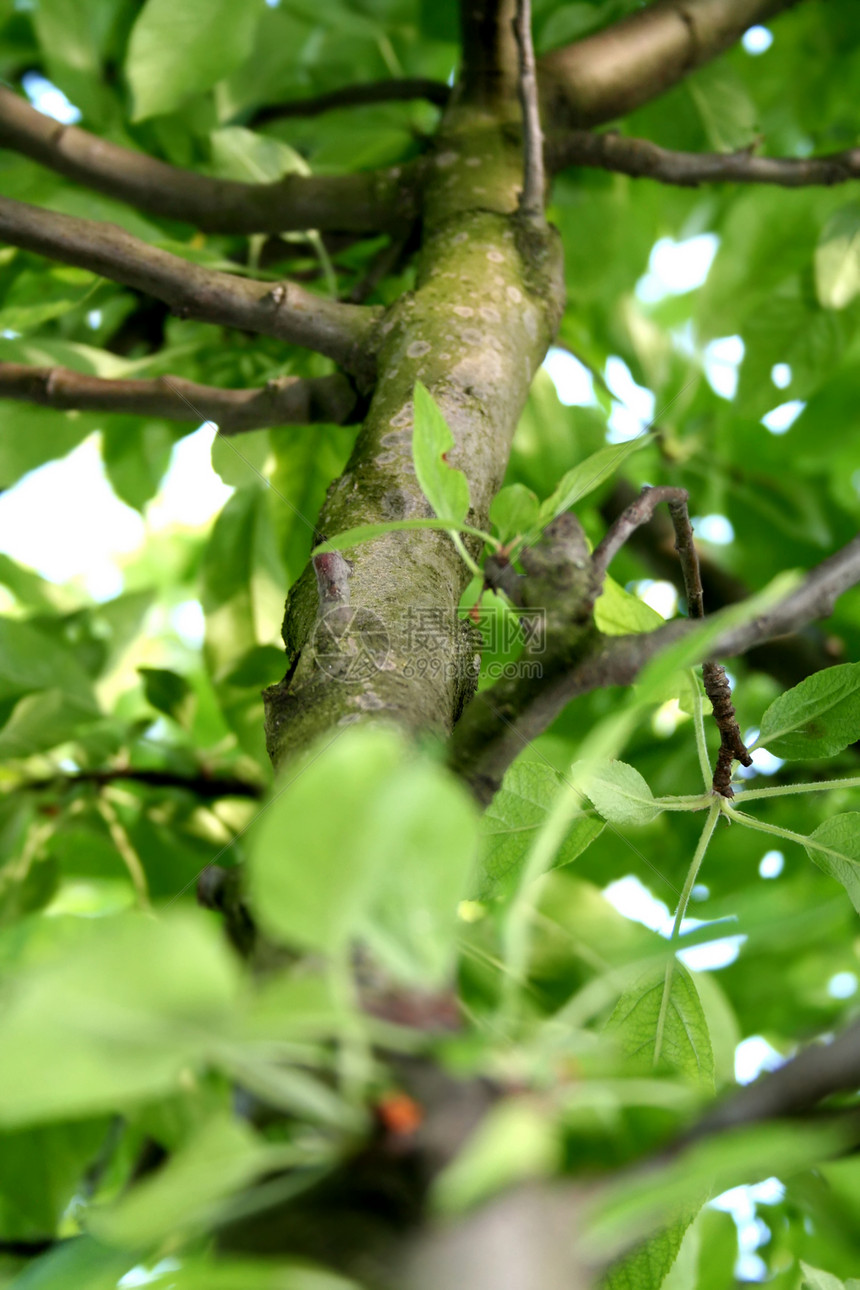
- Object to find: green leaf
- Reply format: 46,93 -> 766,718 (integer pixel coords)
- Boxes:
0,1120 -> 107,1241
0,912 -> 238,1125
412,381 -> 471,523
605,963 -> 715,1088
800,1264 -> 846,1290
313,518 -> 493,555
210,126 -> 309,183
804,814 -> 860,913
815,205 -> 860,309
248,727 -> 403,954
489,484 -> 540,544
594,575 -> 666,636
757,662 -> 860,759
201,487 -> 287,680
0,268 -> 97,334
573,759 -> 663,827
138,667 -> 195,725
476,759 -> 604,899
0,619 -> 96,706
536,437 -> 652,528
3,1237 -> 134,1290
0,689 -> 100,760
102,419 -> 184,512
360,758 -> 480,985
687,63 -> 758,153
126,0 -> 263,120
604,1210 -> 700,1290
90,1114 -> 268,1249
249,727 -> 478,977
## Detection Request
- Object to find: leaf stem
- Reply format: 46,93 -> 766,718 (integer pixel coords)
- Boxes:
690,669 -> 712,791
736,774 -> 860,802
654,801 -> 720,1068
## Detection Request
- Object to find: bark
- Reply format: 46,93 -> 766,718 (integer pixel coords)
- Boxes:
262,0 -> 565,768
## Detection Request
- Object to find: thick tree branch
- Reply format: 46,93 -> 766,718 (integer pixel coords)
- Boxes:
547,128 -> 860,187
253,77 -> 450,122
451,534 -> 860,802
0,363 -> 362,432
0,196 -> 382,380
0,86 -> 419,236
538,0 -> 802,131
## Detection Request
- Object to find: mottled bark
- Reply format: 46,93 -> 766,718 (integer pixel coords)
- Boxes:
263,0 -> 565,767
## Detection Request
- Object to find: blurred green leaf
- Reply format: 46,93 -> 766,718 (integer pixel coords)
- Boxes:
127,0 -> 263,120
815,205 -> 860,310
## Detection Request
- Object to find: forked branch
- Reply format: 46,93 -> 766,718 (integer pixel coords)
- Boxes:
0,364 -> 362,432
451,528 -> 860,803
0,196 -> 382,380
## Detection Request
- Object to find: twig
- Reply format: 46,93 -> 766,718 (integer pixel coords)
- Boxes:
18,767 -> 264,799
0,363 -> 362,432
0,195 -> 382,379
450,530 -> 860,804
0,85 -> 417,235
546,128 -> 860,188
593,486 -> 751,796
513,0 -> 545,222
253,77 -> 450,123
538,0 -> 802,130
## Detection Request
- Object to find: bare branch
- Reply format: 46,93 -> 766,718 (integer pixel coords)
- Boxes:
451,533 -> 860,802
0,363 -> 362,433
547,127 -> 860,187
0,85 -> 418,236
684,1018 -> 860,1144
0,195 -> 382,380
513,0 -> 546,222
599,479 -> 841,690
538,0 -> 802,130
253,77 -> 450,122
17,767 -> 264,799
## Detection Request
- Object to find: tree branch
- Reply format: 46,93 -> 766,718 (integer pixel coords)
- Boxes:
18,767 -> 265,799
547,128 -> 860,187
450,533 -> 860,802
0,363 -> 362,433
252,77 -> 450,123
513,0 -> 546,222
683,1018 -> 860,1144
458,0 -> 521,110
538,0 -> 803,131
0,196 -> 382,381
0,86 -> 419,236
599,479 -> 841,690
